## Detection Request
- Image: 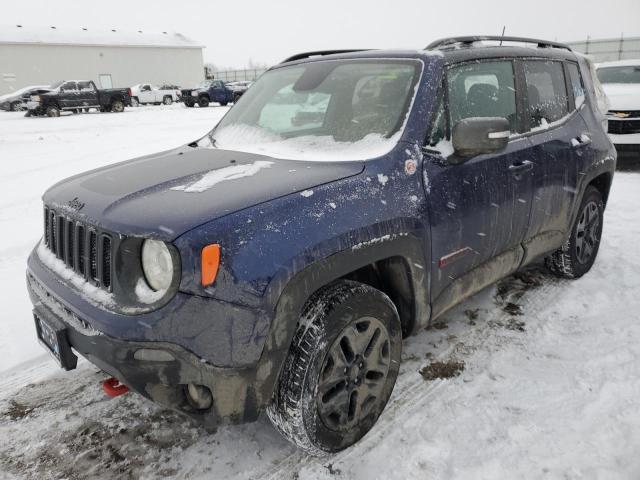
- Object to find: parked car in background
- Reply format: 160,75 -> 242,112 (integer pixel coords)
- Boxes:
225,80 -> 253,103
26,37 -> 615,454
130,84 -> 181,106
26,80 -> 131,117
181,80 -> 234,107
597,60 -> 640,161
0,85 -> 50,111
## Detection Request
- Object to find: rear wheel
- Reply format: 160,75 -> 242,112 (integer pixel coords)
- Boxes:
163,96 -> 173,105
267,280 -> 402,454
46,105 -> 60,117
546,186 -> 604,278
197,96 -> 209,108
110,100 -> 124,113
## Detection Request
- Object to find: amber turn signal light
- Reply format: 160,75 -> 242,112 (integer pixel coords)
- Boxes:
201,244 -> 221,286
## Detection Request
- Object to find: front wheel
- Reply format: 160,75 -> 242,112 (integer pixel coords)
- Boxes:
130,97 -> 140,107
10,101 -> 22,112
110,100 -> 124,113
46,105 -> 60,117
197,96 -> 209,108
163,96 -> 173,105
546,186 -> 604,278
220,101 -> 228,106
267,280 -> 402,454
184,100 -> 195,108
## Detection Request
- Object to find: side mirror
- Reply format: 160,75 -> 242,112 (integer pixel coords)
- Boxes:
451,117 -> 510,162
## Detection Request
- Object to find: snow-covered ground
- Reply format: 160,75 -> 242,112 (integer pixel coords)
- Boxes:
1,106 -> 640,479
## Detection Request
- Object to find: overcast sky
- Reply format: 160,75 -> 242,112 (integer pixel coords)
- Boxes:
3,0 -> 639,69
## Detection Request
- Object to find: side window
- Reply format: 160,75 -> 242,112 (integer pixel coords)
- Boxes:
447,61 -> 517,133
523,60 -> 569,128
566,62 -> 585,109
60,82 -> 78,92
77,81 -> 94,92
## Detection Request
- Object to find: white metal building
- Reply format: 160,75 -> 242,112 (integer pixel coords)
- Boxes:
0,25 -> 205,95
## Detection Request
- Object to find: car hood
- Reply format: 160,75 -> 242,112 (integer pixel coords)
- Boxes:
602,83 -> 640,111
43,147 -> 364,240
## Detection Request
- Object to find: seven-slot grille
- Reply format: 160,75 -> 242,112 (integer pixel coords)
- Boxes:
43,206 -> 113,290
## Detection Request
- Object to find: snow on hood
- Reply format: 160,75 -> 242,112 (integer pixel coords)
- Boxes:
602,83 -> 640,111
212,124 -> 401,162
171,160 -> 274,193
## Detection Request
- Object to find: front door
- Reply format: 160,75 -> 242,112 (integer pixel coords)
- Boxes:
138,84 -> 154,103
58,81 -> 79,108
424,59 -> 534,317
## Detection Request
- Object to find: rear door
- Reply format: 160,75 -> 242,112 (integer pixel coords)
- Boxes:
424,59 -> 534,315
520,59 -> 584,258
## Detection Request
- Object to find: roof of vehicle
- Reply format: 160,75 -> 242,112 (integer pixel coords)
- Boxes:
278,38 -> 579,69
596,59 -> 640,68
0,24 -> 203,49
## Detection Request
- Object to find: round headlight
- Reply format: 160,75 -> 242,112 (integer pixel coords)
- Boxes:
141,240 -> 174,292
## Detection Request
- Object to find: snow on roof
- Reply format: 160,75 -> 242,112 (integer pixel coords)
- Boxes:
0,24 -> 204,49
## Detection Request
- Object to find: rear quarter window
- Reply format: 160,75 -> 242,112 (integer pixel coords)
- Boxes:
567,63 -> 586,109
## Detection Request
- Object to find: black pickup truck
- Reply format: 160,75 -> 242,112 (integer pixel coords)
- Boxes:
26,80 -> 131,117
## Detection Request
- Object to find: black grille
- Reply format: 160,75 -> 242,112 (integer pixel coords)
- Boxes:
42,206 -> 113,291
608,118 -> 640,135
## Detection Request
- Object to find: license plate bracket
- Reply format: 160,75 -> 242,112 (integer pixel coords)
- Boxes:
33,310 -> 78,371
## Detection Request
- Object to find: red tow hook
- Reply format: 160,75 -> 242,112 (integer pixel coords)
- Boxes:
102,377 -> 130,397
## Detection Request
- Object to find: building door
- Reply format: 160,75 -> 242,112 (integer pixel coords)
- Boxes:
99,74 -> 113,89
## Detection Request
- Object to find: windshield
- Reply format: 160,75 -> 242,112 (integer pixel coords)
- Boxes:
204,59 -> 420,161
597,66 -> 640,84
195,81 -> 213,89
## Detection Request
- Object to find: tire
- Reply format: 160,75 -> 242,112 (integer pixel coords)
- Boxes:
110,100 -> 124,113
46,105 -> 60,117
131,97 -> 140,107
184,100 -> 195,108
546,186 -> 604,279
163,96 -> 173,105
267,280 -> 402,454
220,101 -> 228,106
197,96 -> 209,108
10,101 -> 22,112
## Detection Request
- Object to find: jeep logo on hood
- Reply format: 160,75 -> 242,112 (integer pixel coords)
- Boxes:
66,197 -> 85,211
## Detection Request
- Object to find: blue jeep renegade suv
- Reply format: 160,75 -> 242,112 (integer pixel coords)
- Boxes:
26,36 -> 615,454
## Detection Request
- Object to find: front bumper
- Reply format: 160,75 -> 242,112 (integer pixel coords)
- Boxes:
27,271 -> 262,427
26,244 -> 275,427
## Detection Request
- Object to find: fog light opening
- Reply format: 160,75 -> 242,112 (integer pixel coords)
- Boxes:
186,384 -> 213,410
133,348 -> 174,362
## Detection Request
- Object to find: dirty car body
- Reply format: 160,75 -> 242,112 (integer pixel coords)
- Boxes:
27,38 -> 615,439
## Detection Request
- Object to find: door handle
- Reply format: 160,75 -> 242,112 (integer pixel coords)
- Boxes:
508,160 -> 534,174
573,134 -> 592,147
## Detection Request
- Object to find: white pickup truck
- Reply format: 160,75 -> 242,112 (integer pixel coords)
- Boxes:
129,84 -> 181,106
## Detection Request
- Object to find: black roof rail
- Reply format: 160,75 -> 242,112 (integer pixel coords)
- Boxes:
281,49 -> 372,64
426,36 -> 572,52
